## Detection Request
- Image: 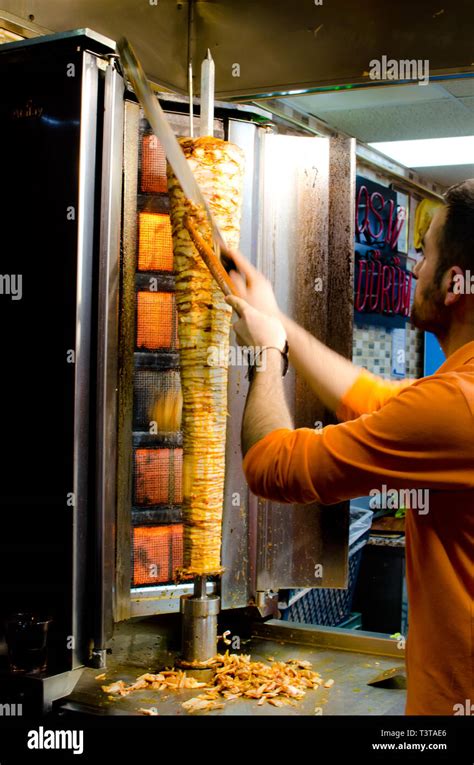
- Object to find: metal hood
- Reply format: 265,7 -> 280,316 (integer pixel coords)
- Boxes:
2,0 -> 474,98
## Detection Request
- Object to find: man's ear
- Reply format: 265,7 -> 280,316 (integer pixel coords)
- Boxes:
445,265 -> 464,306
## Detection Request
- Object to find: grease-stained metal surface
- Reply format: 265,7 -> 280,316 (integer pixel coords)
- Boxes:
115,99 -> 140,622
95,60 -> 125,647
220,120 -> 258,611
327,135 -> 356,362
3,0 -> 474,98
254,133 -> 349,592
308,135 -> 358,562
293,134 -> 329,431
62,618 -> 405,716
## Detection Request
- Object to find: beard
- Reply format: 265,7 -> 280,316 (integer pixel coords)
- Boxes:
410,281 -> 450,338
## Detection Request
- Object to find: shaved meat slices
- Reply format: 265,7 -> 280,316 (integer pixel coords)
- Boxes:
167,137 -> 244,575
101,651 -> 334,713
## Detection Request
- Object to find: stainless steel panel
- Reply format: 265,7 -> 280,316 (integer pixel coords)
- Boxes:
254,133 -> 348,591
327,135 -> 356,360
95,61 -> 124,653
115,99 -> 139,622
227,119 -> 261,264
2,1 -> 187,92
256,504 -> 350,590
73,51 -> 99,667
220,355 -> 251,609
252,619 -> 405,659
220,119 -> 261,610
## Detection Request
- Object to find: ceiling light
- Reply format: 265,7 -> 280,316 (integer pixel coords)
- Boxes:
369,137 -> 474,167
0,27 -> 24,44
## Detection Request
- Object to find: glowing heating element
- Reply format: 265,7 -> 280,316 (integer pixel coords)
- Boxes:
138,212 -> 174,271
134,448 -> 183,505
136,291 -> 178,350
141,135 -> 168,193
133,524 -> 183,585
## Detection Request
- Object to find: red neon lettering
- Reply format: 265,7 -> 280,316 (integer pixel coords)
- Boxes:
369,256 -> 382,310
380,265 -> 392,313
355,260 -> 369,311
356,185 -> 370,235
369,192 -> 385,239
392,266 -> 404,313
386,199 -> 395,246
390,206 -> 406,250
402,271 -> 413,316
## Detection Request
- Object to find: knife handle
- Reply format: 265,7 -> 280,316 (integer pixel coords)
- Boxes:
184,215 -> 240,298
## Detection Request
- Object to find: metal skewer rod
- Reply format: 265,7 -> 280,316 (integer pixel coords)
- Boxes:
188,60 -> 194,137
200,48 -> 214,138
193,575 -> 207,599
199,48 -> 223,259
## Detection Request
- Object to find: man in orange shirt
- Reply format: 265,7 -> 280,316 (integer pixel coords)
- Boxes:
224,179 -> 474,716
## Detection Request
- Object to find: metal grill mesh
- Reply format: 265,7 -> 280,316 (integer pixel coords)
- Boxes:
140,134 -> 168,194
136,291 -> 178,350
132,524 -> 183,585
130,118 -> 186,590
133,368 -> 181,431
138,212 -> 174,272
134,448 -> 183,506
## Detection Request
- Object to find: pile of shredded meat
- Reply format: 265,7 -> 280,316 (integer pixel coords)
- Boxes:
101,651 -> 334,714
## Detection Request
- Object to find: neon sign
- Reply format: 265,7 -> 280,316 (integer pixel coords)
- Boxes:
355,177 -> 410,319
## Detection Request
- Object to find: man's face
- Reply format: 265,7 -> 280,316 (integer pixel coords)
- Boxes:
411,206 -> 451,336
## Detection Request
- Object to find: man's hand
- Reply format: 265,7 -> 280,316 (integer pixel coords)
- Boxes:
225,295 -> 287,351
223,246 -> 362,415
223,247 -> 281,318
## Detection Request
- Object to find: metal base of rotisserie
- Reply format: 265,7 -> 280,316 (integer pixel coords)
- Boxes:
179,576 -> 220,667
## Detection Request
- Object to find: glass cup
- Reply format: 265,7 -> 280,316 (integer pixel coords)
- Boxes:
4,613 -> 52,674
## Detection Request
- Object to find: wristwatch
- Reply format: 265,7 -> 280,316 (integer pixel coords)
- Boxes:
247,340 -> 289,382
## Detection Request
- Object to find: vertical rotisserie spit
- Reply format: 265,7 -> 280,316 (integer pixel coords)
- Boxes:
167,136 -> 244,577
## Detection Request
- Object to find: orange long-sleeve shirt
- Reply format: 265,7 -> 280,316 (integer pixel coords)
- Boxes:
243,340 -> 474,715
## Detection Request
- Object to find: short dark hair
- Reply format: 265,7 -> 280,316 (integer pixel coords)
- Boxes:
435,178 -> 474,285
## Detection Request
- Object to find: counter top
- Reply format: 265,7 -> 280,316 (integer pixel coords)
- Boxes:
61,620 -> 406,717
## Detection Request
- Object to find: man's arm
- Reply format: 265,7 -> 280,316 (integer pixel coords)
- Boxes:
241,348 -> 293,455
226,248 -> 414,417
225,295 -> 293,455
277,314 -> 414,419
280,313 -> 360,413
242,374 -> 471,505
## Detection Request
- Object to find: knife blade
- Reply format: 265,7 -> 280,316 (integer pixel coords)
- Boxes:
367,666 -> 406,689
117,37 -> 227,253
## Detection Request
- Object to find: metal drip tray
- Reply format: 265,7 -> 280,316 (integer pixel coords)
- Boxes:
59,618 -> 406,716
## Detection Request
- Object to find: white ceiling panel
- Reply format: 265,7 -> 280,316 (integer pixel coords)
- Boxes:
287,84 -> 452,113
415,164 -> 474,186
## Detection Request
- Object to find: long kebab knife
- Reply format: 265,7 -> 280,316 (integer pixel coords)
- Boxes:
117,38 -> 237,289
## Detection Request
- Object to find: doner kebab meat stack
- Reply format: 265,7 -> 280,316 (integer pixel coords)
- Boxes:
167,136 -> 245,576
